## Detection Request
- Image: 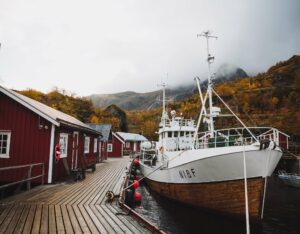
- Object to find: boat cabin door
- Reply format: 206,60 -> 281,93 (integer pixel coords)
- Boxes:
71,131 -> 79,169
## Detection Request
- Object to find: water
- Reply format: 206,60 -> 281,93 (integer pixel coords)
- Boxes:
134,177 -> 300,234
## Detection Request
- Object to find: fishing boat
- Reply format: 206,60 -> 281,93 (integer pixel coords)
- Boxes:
139,31 -> 288,222
278,170 -> 300,188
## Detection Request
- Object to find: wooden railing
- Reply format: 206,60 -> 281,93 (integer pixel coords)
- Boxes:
0,163 -> 45,191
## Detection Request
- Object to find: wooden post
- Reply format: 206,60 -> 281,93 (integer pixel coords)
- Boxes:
27,165 -> 32,190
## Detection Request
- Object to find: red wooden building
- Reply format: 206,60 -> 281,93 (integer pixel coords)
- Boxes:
0,86 -> 101,185
107,132 -> 125,157
87,123 -> 112,161
116,132 -> 147,155
87,124 -> 148,158
87,123 -> 125,158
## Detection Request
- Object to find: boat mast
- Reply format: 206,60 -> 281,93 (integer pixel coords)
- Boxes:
159,82 -> 168,127
197,31 -> 217,135
163,82 -> 166,121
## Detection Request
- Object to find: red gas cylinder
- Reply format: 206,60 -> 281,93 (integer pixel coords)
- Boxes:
134,192 -> 142,202
133,159 -> 139,166
133,180 -> 139,189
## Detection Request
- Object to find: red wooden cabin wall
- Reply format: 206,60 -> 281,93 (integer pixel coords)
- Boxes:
0,93 -> 51,184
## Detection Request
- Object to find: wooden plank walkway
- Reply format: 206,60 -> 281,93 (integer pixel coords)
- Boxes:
0,157 -> 150,234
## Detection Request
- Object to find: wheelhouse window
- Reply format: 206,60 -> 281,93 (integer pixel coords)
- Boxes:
0,131 -> 11,158
168,132 -> 172,138
107,143 -> 113,152
59,133 -> 68,158
84,137 -> 90,153
93,138 -> 98,153
174,131 -> 178,137
180,131 -> 184,137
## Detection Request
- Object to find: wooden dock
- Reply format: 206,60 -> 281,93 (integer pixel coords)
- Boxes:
0,157 -> 151,234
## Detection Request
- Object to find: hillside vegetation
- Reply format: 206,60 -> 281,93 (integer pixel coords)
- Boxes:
17,89 -> 126,132
127,55 -> 300,140
17,55 -> 300,141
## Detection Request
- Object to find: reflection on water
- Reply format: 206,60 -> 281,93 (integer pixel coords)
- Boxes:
135,177 -> 300,234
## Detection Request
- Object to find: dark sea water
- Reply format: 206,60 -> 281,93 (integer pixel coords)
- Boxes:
134,176 -> 300,234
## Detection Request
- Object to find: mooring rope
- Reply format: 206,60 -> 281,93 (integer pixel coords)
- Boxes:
122,149 -> 188,192
106,149 -> 189,202
261,147 -> 272,219
243,144 -> 250,234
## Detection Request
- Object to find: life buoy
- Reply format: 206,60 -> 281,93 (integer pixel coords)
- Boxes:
55,143 -> 61,163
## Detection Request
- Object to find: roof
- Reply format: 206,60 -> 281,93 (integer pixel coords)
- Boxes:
116,132 -> 148,142
0,85 -> 100,134
87,123 -> 112,141
113,132 -> 125,144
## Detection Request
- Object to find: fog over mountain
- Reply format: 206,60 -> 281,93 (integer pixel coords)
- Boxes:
90,64 -> 248,110
216,64 -> 248,81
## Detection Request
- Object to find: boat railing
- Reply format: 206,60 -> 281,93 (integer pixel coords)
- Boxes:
141,150 -> 157,167
195,127 -> 285,149
163,118 -> 195,127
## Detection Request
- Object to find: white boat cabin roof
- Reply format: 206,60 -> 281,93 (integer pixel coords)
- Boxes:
116,132 -> 148,142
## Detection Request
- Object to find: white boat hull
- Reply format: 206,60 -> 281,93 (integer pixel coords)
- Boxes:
139,145 -> 282,220
140,145 -> 282,184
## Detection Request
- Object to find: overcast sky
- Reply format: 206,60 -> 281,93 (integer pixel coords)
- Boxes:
0,0 -> 299,96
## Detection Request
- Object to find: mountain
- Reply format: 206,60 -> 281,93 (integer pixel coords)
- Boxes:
90,64 -> 248,111
216,63 -> 248,81
104,105 -> 128,132
90,85 -> 196,111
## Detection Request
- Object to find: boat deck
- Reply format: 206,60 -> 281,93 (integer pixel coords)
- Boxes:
0,157 -> 150,234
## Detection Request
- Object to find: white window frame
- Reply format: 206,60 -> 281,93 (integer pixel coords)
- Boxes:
84,137 -> 90,153
59,133 -> 68,158
0,131 -> 11,158
93,138 -> 98,153
126,141 -> 130,148
107,143 -> 113,152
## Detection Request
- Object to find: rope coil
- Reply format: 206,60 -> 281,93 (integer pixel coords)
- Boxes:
106,190 -> 115,203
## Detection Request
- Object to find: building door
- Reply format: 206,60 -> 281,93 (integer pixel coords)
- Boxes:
133,142 -> 137,152
71,131 -> 79,169
98,141 -> 102,162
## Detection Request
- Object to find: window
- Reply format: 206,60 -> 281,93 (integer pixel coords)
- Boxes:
59,133 -> 68,158
84,137 -> 90,153
168,132 -> 172,138
126,142 -> 130,148
174,131 -> 178,137
107,143 -> 113,152
93,138 -> 98,153
0,131 -> 11,158
180,131 -> 184,137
